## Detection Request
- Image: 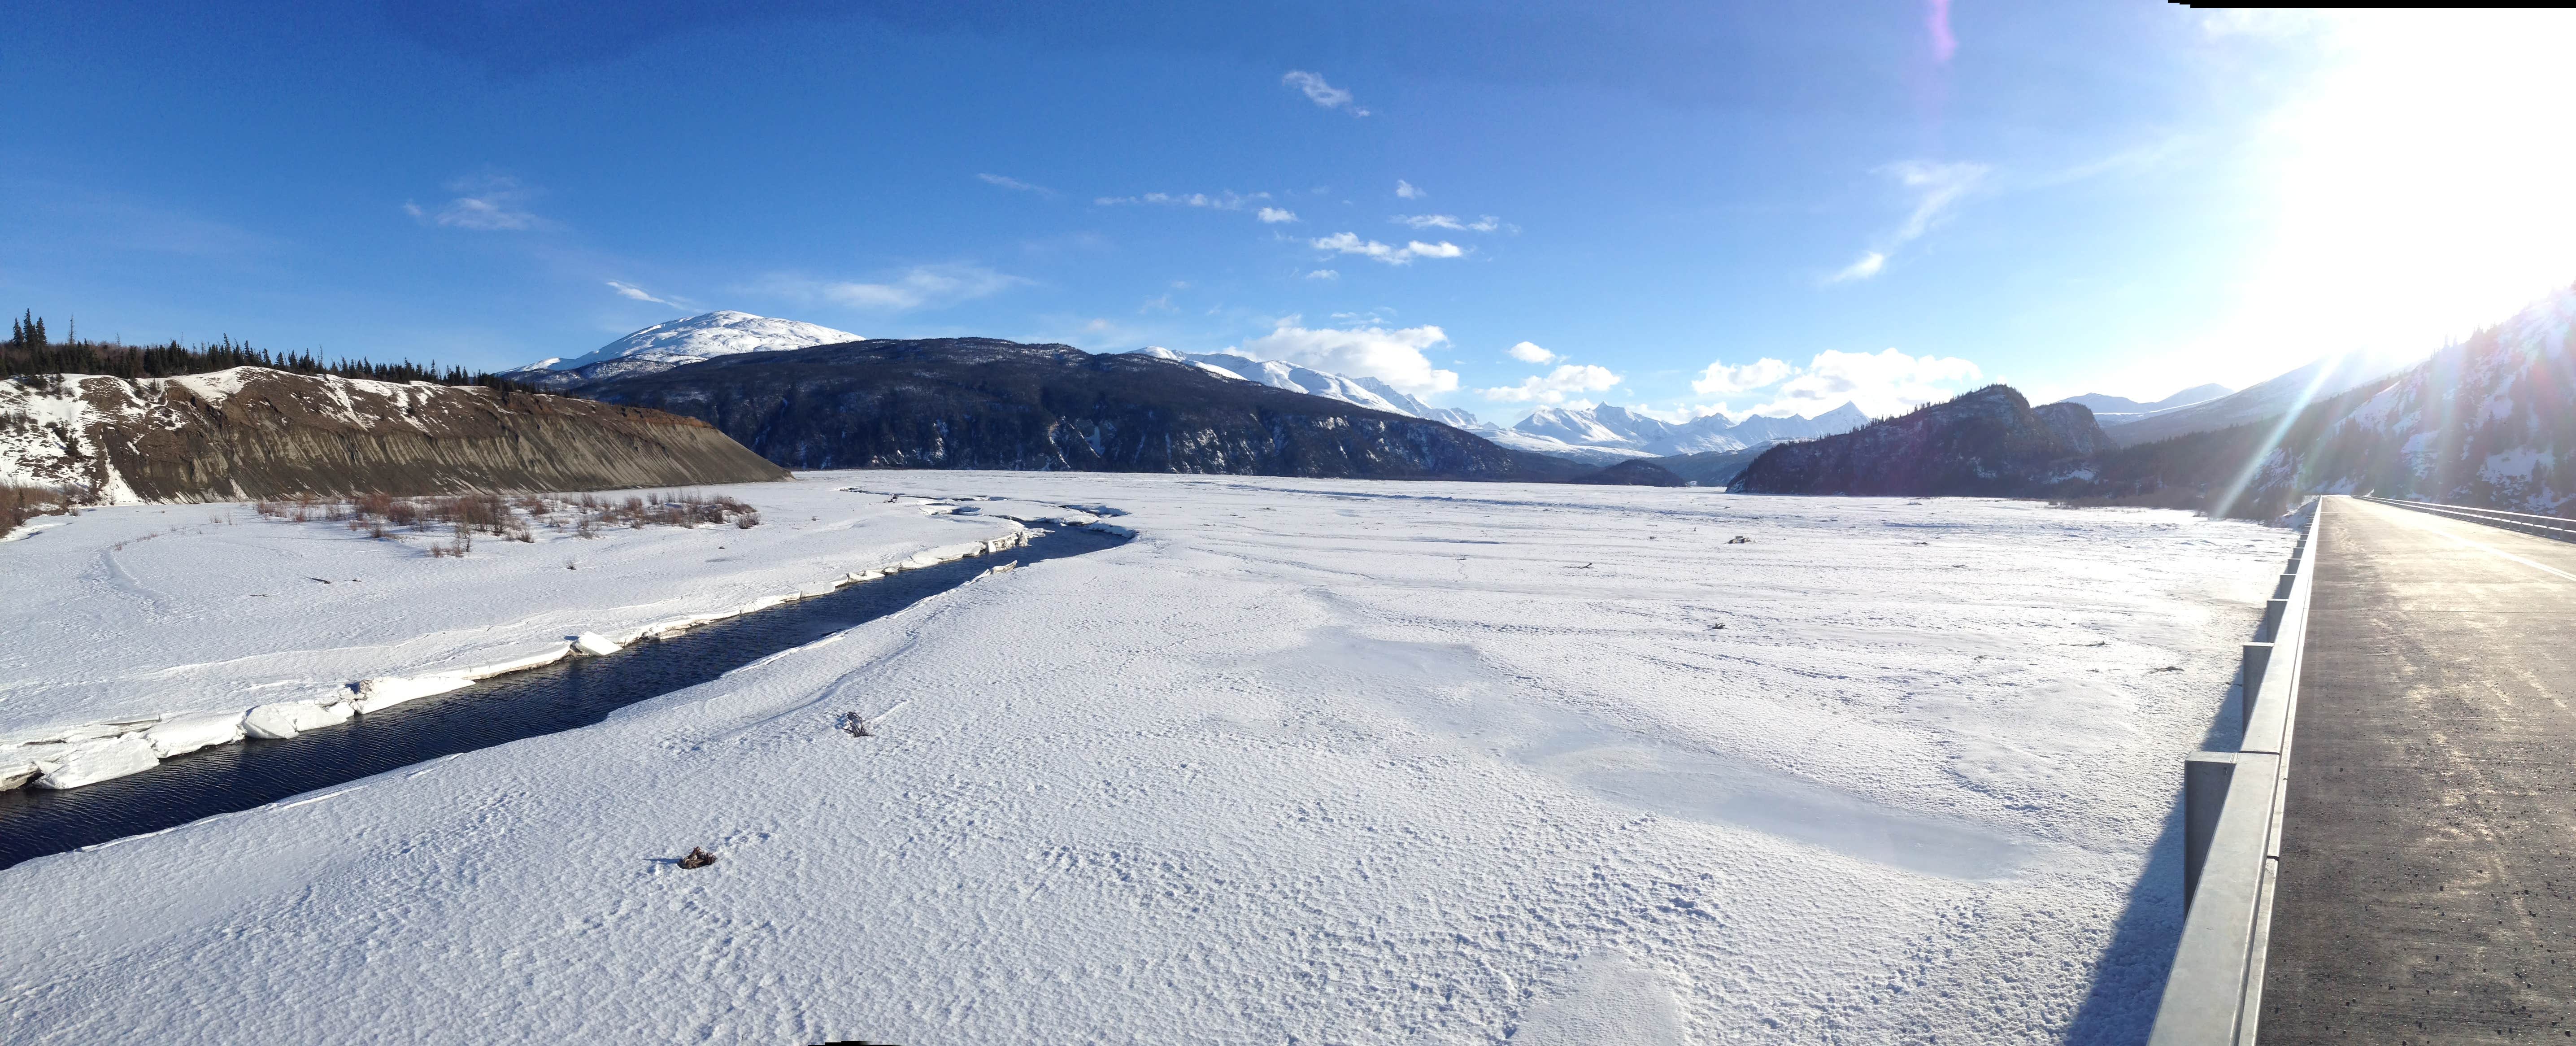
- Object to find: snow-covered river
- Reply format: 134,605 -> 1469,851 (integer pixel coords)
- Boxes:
0,523 -> 1122,868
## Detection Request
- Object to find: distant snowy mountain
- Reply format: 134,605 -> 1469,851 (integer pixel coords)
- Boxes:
1119,347 -> 1866,466
1131,348 -> 1429,419
2061,384 -> 2232,418
505,311 -> 861,390
2095,351 -> 2420,447
1510,402 -> 1869,457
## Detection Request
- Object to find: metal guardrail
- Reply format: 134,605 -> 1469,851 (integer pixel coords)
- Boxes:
2147,500 -> 2318,1044
2361,496 -> 2576,543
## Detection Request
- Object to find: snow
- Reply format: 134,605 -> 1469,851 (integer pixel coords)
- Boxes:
348,675 -> 474,715
142,711 -> 246,758
33,734 -> 158,789
0,477 -> 1028,746
0,473 -> 2290,1042
508,311 -> 861,380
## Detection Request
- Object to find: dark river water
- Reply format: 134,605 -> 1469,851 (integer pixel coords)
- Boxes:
0,524 -> 1121,870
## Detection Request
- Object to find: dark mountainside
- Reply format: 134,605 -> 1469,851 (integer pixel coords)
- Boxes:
0,368 -> 787,501
1566,459 -> 1687,486
585,337 -> 1587,481
1649,446 -> 1771,488
1732,386 -> 2107,498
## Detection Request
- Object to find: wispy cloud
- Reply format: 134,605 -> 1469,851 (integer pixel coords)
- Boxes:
1479,364 -> 1623,404
606,280 -> 690,308
1506,341 -> 1558,364
1257,207 -> 1300,223
1305,269 -> 1339,280
1396,179 -> 1425,200
1829,252 -> 1887,283
761,263 -> 1026,312
1827,160 -> 1989,283
1310,232 -> 1467,265
1095,190 -> 1274,213
1394,214 -> 1515,233
1282,71 -> 1369,117
405,174 -> 547,231
977,173 -> 1057,197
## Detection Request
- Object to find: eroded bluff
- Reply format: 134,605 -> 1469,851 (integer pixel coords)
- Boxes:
1,368 -> 787,501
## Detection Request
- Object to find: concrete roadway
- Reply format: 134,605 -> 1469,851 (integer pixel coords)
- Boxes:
2263,497 -> 2576,1041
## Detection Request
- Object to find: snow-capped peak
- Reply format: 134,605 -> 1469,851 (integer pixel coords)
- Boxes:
505,311 -> 862,388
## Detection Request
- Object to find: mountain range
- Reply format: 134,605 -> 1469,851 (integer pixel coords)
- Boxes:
583,337 -> 1588,482
2059,384 -> 2232,419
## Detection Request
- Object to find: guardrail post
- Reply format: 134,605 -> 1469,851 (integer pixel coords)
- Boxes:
2239,643 -> 2275,733
2257,599 -> 2288,641
2271,572 -> 2297,598
2184,753 -> 2240,907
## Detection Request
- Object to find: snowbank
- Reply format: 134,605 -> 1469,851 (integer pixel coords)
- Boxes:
142,712 -> 245,758
33,735 -> 158,789
0,476 -> 1035,759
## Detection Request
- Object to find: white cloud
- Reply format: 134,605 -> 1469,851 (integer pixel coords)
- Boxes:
1479,364 -> 1624,404
1690,357 -> 1794,395
1395,214 -> 1513,233
763,263 -> 1026,312
1828,160 -> 1989,282
1396,179 -> 1425,199
606,281 -> 687,308
1282,71 -> 1369,116
1233,319 -> 1458,395
1754,349 -> 1981,417
1506,341 -> 1558,364
1305,269 -> 1339,280
1310,232 -> 1468,265
977,173 -> 1057,197
1828,252 -> 1886,283
408,175 -> 544,231
1256,207 -> 1299,223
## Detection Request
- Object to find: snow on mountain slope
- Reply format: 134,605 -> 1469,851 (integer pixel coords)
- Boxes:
1512,402 -> 1870,456
506,312 -> 862,389
1131,348 -> 1422,417
1466,424 -> 1658,465
1353,376 -> 1480,427
2293,284 -> 2576,511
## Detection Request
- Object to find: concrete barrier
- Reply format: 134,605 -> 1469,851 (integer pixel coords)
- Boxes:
2151,499 -> 2318,1045
2238,643 -> 2274,733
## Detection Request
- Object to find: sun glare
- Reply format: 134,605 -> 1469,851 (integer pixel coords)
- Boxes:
2195,12 -> 2576,386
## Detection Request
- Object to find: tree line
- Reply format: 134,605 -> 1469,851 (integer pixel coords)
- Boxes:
4,310 -> 534,392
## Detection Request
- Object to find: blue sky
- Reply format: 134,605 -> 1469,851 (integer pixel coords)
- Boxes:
9,4 -> 2576,422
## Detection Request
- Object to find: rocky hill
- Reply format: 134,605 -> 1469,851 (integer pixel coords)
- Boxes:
1731,386 -> 2109,497
586,337 -> 1585,481
0,368 -> 786,502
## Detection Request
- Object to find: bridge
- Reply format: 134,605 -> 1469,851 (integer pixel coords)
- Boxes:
2152,495 -> 2576,1042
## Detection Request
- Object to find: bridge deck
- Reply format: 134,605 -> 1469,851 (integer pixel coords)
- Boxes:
2262,497 -> 2576,1040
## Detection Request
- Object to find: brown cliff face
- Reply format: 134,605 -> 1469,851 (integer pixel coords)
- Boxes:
0,368 -> 786,502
